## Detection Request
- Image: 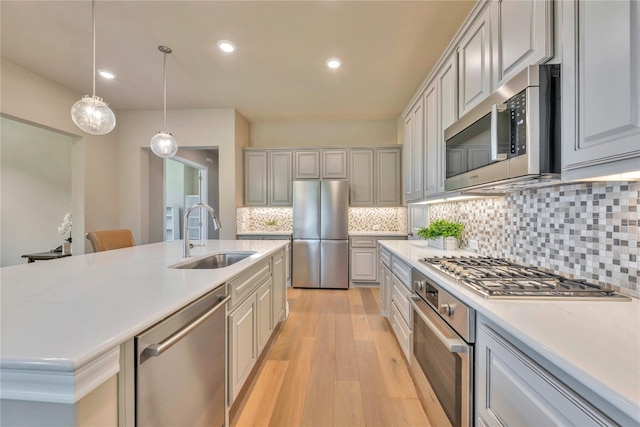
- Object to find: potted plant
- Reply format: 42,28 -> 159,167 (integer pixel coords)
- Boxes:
265,219 -> 278,232
417,219 -> 463,250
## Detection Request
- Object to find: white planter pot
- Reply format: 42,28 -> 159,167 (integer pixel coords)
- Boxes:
427,236 -> 458,250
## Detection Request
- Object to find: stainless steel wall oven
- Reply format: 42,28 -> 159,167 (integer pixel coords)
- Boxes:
410,268 -> 475,427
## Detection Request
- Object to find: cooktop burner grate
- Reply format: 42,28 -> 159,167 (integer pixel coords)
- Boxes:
419,256 -> 626,299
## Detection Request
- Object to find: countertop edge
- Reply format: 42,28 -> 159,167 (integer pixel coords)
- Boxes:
0,240 -> 288,404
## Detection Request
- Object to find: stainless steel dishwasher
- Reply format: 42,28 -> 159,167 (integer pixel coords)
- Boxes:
135,285 -> 229,427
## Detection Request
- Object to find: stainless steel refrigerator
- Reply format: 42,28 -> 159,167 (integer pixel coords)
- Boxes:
292,180 -> 349,289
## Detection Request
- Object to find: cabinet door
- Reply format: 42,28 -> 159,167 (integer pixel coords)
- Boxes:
269,151 -> 293,206
411,101 -> 425,201
244,151 -> 268,206
322,150 -> 349,179
375,148 -> 401,206
458,5 -> 492,117
424,82 -> 439,197
350,247 -> 378,282
272,249 -> 286,323
562,0 -> 640,179
438,53 -> 458,194
294,150 -> 320,179
229,294 -> 257,403
403,113 -> 414,202
476,321 -> 614,426
491,0 -> 553,88
380,264 -> 393,318
256,278 -> 273,354
408,204 -> 429,239
349,149 -> 375,206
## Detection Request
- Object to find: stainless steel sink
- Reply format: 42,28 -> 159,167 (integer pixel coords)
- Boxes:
169,251 -> 257,269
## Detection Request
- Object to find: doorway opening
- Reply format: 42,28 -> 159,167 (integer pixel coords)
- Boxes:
163,149 -> 219,242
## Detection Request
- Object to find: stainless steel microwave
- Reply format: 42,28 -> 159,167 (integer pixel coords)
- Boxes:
444,64 -> 561,192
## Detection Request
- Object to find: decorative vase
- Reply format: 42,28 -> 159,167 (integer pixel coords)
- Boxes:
62,241 -> 72,255
428,236 -> 458,250
267,225 -> 276,232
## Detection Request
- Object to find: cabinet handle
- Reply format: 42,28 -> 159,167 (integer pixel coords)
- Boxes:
143,295 -> 230,358
490,103 -> 508,162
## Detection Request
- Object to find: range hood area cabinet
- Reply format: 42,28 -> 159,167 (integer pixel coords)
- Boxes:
243,147 -> 402,208
560,0 -> 640,181
403,0 -> 554,202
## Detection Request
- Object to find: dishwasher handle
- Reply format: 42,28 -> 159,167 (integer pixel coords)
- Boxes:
143,295 -> 230,358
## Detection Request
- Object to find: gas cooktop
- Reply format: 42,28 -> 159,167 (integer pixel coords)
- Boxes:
419,256 -> 629,299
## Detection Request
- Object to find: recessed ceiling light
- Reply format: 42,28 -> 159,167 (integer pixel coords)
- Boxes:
98,70 -> 116,79
326,58 -> 342,69
217,40 -> 236,53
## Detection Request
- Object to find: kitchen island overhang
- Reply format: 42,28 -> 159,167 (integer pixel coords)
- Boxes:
0,239 -> 288,407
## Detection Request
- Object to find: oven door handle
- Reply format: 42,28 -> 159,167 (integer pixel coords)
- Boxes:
410,296 -> 469,353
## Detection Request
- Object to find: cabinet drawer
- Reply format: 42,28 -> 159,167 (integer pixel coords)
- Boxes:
229,260 -> 271,309
350,237 -> 377,248
391,274 -> 412,326
391,257 -> 412,289
380,247 -> 391,268
391,301 -> 411,363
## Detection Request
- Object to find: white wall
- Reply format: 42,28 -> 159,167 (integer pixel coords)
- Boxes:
250,119 -> 398,147
117,109 -> 246,242
0,118 -> 74,266
0,58 -> 119,255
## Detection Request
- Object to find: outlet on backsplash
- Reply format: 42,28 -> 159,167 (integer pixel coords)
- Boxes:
468,239 -> 479,251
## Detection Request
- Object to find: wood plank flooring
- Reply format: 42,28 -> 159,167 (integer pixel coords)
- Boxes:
231,287 -> 431,427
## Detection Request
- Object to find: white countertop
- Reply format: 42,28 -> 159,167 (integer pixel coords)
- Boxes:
379,240 -> 640,423
0,240 -> 287,403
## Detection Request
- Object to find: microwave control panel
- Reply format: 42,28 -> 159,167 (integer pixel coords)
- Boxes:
507,91 -> 527,156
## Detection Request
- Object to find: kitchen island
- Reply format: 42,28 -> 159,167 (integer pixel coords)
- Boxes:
0,239 -> 288,426
379,240 -> 640,425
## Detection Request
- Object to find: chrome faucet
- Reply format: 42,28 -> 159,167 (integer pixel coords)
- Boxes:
183,202 -> 221,258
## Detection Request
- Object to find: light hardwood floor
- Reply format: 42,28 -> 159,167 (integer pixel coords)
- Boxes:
231,287 -> 431,427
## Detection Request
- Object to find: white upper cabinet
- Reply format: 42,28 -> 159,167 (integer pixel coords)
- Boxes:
375,148 -> 402,206
404,99 -> 425,202
491,0 -> 554,88
458,5 -> 492,117
437,53 -> 458,194
424,82 -> 439,197
244,150 -> 292,207
350,149 -> 375,206
244,151 -> 269,206
562,0 -> 640,180
294,150 -> 321,179
269,151 -> 293,206
321,150 -> 349,179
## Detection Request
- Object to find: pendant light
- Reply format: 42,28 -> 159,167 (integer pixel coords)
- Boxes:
70,0 -> 116,135
150,45 -> 178,158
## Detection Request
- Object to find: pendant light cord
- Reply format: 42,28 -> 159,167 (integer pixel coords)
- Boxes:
163,51 -> 167,130
91,0 -> 96,97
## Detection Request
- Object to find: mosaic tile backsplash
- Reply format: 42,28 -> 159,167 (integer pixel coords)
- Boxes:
428,181 -> 639,297
237,207 -> 407,233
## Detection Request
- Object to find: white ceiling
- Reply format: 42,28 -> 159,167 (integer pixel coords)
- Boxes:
0,1 -> 474,122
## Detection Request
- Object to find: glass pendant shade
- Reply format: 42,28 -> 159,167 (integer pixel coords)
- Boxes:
71,95 -> 116,135
150,131 -> 178,158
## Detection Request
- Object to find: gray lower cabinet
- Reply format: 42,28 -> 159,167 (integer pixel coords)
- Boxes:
229,287 -> 257,403
350,236 -> 406,286
228,250 -> 287,405
476,317 -> 617,426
